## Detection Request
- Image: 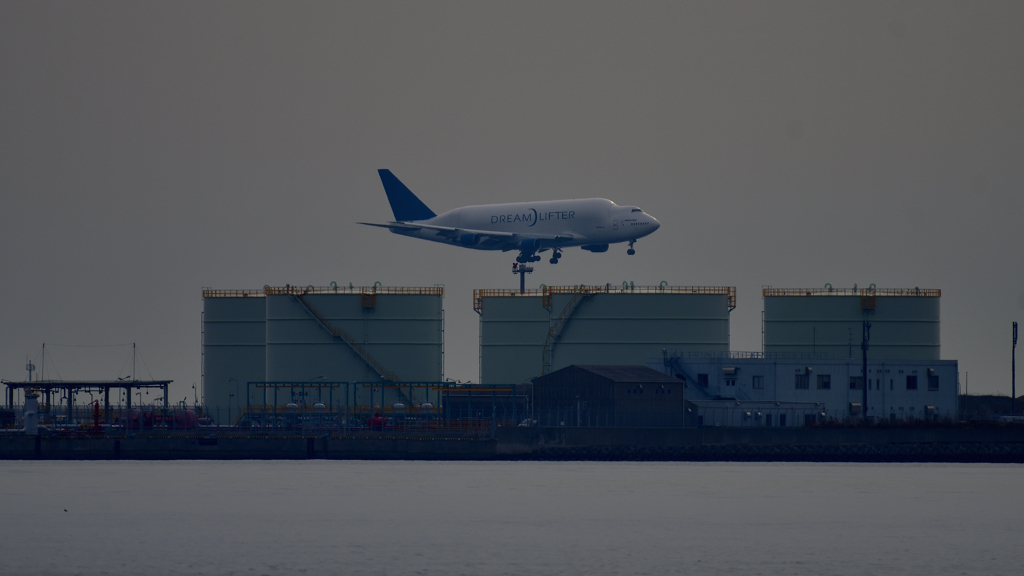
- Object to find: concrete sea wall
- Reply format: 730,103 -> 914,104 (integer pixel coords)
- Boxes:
0,432 -> 496,460
2,427 -> 1023,462
498,427 -> 1024,462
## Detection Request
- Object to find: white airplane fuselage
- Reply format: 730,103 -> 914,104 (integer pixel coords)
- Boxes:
361,170 -> 660,262
402,198 -> 658,250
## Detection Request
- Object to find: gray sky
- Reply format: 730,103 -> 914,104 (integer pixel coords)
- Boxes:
2,2 -> 1022,401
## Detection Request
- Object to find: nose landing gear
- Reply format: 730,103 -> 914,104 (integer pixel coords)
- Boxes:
627,240 -> 636,256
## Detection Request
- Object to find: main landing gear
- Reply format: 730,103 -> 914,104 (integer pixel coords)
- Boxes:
516,253 -> 541,264
627,240 -> 636,256
516,248 -> 561,265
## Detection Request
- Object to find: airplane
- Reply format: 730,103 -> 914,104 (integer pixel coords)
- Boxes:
360,170 -> 661,264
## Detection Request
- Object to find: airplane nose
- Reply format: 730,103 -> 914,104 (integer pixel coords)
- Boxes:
650,217 -> 660,231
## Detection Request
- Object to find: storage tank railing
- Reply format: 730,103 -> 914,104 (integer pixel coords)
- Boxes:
474,285 -> 736,314
202,289 -> 265,298
763,288 -> 940,297
265,285 -> 443,296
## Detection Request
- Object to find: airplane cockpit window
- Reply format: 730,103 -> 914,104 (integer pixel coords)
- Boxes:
631,208 -> 642,213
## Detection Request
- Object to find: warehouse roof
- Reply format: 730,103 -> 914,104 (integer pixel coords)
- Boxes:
562,365 -> 680,384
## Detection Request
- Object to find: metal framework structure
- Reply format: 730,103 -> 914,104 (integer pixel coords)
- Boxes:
2,379 -> 173,424
240,382 -> 526,433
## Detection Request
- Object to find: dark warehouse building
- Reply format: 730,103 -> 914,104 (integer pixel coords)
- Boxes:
531,365 -> 686,428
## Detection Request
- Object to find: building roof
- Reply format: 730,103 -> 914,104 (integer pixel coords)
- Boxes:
1,379 -> 172,390
569,365 -> 681,384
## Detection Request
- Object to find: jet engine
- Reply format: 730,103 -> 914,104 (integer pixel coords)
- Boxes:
519,238 -> 541,253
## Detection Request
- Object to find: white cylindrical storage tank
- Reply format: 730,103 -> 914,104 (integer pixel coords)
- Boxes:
477,290 -> 550,386
551,288 -> 732,368
264,286 -> 443,406
202,290 -> 266,414
476,285 -> 734,385
762,287 -> 941,360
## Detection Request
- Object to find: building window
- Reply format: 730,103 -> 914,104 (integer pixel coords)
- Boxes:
849,376 -> 863,390
906,375 -> 918,390
765,414 -> 772,427
725,378 -> 736,387
752,375 -> 764,390
817,374 -> 831,390
928,374 -> 939,390
697,374 -> 709,388
804,413 -> 817,426
795,374 -> 809,389
779,414 -> 787,427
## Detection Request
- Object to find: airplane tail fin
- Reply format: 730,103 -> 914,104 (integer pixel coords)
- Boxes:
377,169 -> 436,221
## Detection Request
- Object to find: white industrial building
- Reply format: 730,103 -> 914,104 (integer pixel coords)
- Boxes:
651,353 -> 959,426
648,286 -> 958,426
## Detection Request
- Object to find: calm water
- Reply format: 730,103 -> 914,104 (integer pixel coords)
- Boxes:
1,461 -> 1021,575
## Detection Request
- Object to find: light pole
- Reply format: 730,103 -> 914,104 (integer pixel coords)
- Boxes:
1013,322 -> 1018,417
862,321 -> 871,423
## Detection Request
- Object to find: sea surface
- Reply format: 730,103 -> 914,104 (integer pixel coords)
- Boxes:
1,461 -> 1021,575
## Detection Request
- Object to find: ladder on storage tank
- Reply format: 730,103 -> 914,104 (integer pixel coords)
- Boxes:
293,294 -> 398,382
541,287 -> 592,375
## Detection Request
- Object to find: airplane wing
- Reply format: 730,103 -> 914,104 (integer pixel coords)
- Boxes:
357,221 -> 429,232
358,221 -> 574,248
414,223 -> 576,250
